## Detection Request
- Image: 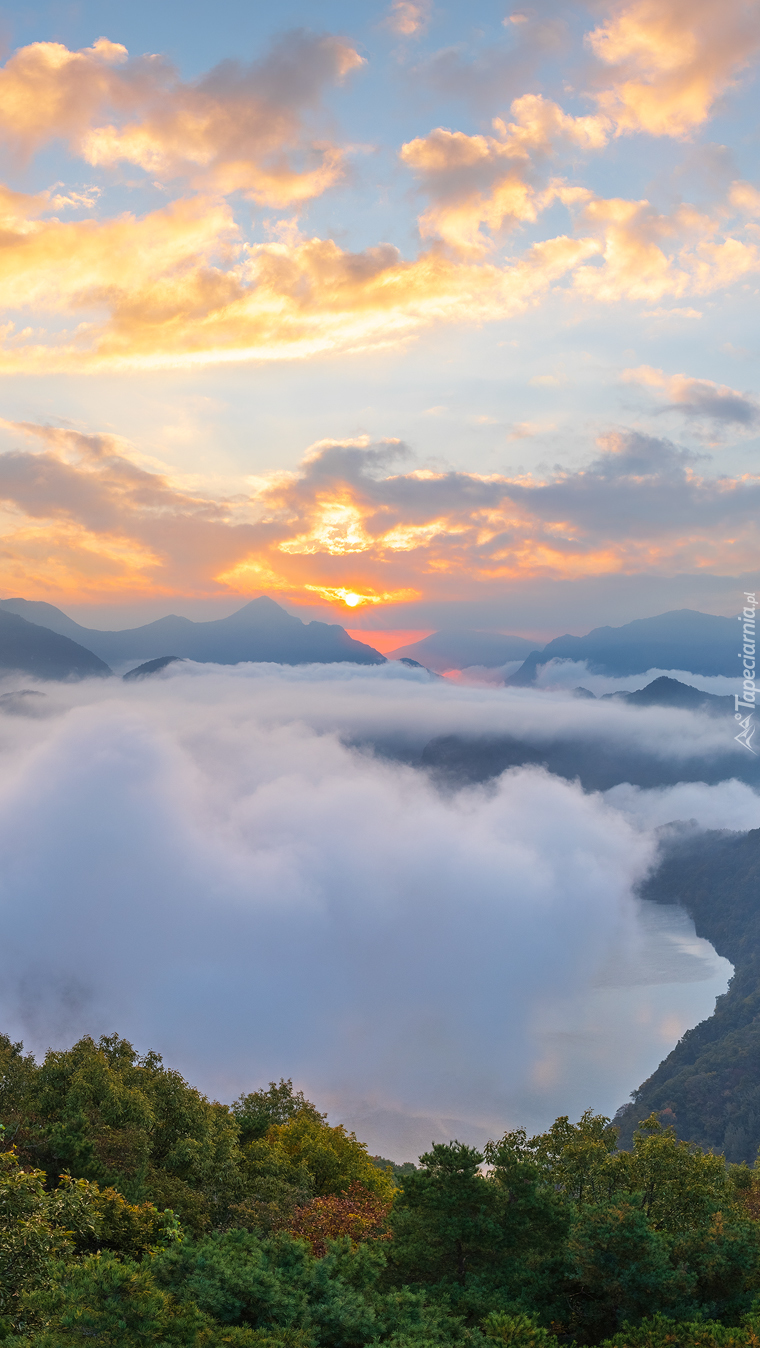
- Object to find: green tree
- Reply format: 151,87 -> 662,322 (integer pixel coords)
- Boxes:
619,1116 -> 732,1234
387,1142 -> 566,1322
261,1115 -> 395,1202
19,1035 -> 241,1230
153,1228 -> 472,1347
18,1251 -> 208,1347
564,1199 -> 693,1342
232,1083 -> 324,1146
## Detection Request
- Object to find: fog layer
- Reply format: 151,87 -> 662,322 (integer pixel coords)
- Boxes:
0,662 -> 741,1155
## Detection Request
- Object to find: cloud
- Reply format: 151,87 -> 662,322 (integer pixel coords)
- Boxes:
0,19 -> 755,371
587,0 -> 760,137
401,96 -> 606,254
0,663 -> 739,1151
0,210 -> 600,370
384,2 -> 432,37
0,61 -> 753,371
570,194 -> 759,303
0,173 -> 750,374
0,32 -> 362,206
730,180 -> 760,215
2,422 -> 760,608
0,419 -> 259,600
623,365 -> 760,425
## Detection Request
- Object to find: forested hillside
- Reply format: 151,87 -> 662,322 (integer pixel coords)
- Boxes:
6,1033 -> 760,1346
616,828 -> 760,1162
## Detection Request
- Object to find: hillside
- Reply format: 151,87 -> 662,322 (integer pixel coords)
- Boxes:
0,609 -> 112,680
506,609 -> 739,684
616,827 -> 760,1162
0,596 -> 385,667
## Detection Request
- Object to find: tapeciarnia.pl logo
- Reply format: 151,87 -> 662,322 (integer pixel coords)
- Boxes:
735,591 -> 757,753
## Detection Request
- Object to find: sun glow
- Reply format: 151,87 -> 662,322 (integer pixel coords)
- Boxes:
304,585 -> 420,607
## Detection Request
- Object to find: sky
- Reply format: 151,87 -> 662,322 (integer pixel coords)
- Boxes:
0,0 -> 759,636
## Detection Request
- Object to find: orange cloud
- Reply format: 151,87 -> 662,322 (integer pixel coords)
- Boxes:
401,96 -> 606,254
0,33 -> 362,206
0,174 -> 754,370
3,425 -> 757,610
0,26 -> 755,371
0,207 -> 601,370
587,0 -> 760,137
571,195 -> 759,302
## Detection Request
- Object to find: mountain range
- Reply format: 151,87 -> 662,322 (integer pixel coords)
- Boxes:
505,609 -> 739,684
0,596 -> 385,673
419,676 -> 752,792
0,598 -> 743,683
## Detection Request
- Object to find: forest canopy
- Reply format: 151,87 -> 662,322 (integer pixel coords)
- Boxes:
5,1032 -> 760,1347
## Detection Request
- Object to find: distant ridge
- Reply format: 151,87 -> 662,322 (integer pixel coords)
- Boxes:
0,596 -> 386,668
600,674 -> 733,715
388,628 -> 538,672
0,609 -> 112,680
505,609 -> 738,684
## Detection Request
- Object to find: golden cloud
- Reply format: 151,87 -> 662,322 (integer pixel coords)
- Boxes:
588,0 -> 760,137
401,96 -> 607,254
0,170 -> 753,371
0,23 -> 755,372
0,33 -> 362,206
2,425 -> 759,609
0,202 -> 603,370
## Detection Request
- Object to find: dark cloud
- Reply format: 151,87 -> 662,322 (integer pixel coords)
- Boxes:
665,381 -> 760,424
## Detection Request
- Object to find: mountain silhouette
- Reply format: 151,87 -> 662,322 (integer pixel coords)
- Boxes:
601,674 -> 733,714
0,609 -> 112,680
0,596 -> 385,667
505,609 -> 740,684
123,656 -> 184,681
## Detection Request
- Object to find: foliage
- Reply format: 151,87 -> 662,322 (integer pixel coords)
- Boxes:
8,1029 -> 760,1347
232,1082 -> 324,1146
286,1181 -> 392,1257
152,1228 -> 473,1346
16,1251 -> 208,1346
260,1113 -> 396,1203
601,1311 -> 760,1347
387,1140 -> 567,1321
1,1033 -> 241,1230
370,1156 -> 419,1187
482,1312 -> 559,1347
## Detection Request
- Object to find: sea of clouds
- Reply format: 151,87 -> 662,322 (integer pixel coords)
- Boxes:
0,661 -> 748,1157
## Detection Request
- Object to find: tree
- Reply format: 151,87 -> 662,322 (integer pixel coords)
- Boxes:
286,1181 -> 392,1257
564,1199 -> 692,1343
232,1083 -> 324,1145
18,1251 -> 208,1347
14,1035 -> 241,1231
